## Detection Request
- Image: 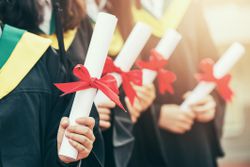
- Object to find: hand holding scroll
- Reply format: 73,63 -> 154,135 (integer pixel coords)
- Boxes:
158,104 -> 195,134
57,117 -> 95,163
125,83 -> 156,123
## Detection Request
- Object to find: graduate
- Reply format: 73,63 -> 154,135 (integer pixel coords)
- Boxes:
85,1 -> 156,167
131,0 -> 225,167
42,0 -> 105,166
96,1 -> 170,167
0,0 -> 103,166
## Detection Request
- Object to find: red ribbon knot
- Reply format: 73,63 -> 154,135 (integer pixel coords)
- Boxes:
103,57 -> 142,104
54,64 -> 125,111
196,58 -> 233,102
136,49 -> 176,94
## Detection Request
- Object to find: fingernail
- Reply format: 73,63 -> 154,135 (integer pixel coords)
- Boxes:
65,132 -> 71,138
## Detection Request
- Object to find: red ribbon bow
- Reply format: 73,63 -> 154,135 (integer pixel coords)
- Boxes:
103,57 -> 142,104
136,49 -> 176,94
54,64 -> 126,111
196,58 -> 233,102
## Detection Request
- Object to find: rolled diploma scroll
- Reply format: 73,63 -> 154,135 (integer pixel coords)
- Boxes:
59,12 -> 117,160
142,29 -> 182,85
180,42 -> 245,112
94,22 -> 152,105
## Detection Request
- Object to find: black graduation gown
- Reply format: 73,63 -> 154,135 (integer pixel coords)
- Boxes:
0,19 -> 104,167
102,89 -> 135,167
153,1 -> 225,167
127,1 -> 225,167
127,105 -> 168,167
0,48 -> 69,167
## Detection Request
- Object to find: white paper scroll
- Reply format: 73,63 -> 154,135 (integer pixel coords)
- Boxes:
180,42 -> 245,112
94,22 -> 152,105
142,29 -> 182,85
59,12 -> 117,160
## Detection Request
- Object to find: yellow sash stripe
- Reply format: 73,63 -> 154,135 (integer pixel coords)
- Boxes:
0,32 -> 52,99
132,0 -> 191,37
109,0 -> 191,56
41,28 -> 77,51
109,29 -> 124,56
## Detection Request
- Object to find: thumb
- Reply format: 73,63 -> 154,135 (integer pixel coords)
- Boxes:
57,117 -> 69,148
183,91 -> 191,99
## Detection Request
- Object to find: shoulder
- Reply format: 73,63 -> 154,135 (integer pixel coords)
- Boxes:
6,48 -> 60,98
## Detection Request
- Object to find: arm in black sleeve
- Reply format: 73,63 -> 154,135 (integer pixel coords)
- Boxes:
0,93 -> 49,167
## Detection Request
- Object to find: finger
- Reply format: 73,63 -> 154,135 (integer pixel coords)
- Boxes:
191,95 -> 213,107
125,97 -> 141,118
98,108 -> 111,115
196,109 -> 215,121
68,139 -> 90,154
132,98 -> 143,112
99,120 -> 111,130
75,117 -> 95,129
144,84 -> 156,93
57,117 -> 69,148
99,113 -> 111,121
66,132 -> 94,149
60,117 -> 69,129
170,126 -> 186,134
136,90 -> 154,105
183,111 -> 196,120
67,126 -> 95,141
192,101 -> 216,113
131,115 -> 138,123
98,101 -> 116,108
183,91 -> 192,99
133,85 -> 154,98
177,114 -> 194,125
177,122 -> 192,132
58,117 -> 69,139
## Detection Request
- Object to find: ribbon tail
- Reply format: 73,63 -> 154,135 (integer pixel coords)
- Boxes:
96,81 -> 126,111
217,85 -> 234,102
217,74 -> 233,102
54,81 -> 89,96
122,81 -> 137,105
157,70 -> 176,95
158,80 -> 174,95
217,87 -> 233,102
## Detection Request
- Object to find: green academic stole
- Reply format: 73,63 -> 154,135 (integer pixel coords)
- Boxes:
0,25 -> 52,99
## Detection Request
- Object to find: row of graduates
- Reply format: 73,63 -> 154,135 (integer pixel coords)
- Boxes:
0,0 -> 225,167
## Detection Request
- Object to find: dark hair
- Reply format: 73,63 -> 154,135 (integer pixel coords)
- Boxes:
0,0 -> 44,32
61,0 -> 86,31
0,0 -> 86,32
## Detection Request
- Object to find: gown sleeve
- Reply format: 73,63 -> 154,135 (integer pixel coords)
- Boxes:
0,92 -> 51,167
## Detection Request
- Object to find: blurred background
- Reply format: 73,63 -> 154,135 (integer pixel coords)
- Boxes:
201,0 -> 250,167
